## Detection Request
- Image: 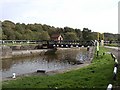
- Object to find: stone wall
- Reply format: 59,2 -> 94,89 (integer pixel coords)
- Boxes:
1,45 -> 50,59
10,45 -> 41,50
2,46 -> 12,59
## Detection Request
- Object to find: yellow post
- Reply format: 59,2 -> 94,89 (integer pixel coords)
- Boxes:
97,32 -> 100,57
102,33 -> 104,40
97,32 -> 99,41
101,33 -> 104,46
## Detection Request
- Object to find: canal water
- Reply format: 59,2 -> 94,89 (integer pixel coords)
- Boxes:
1,48 -> 90,79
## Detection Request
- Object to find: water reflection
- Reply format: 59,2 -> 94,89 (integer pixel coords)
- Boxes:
2,48 -> 89,78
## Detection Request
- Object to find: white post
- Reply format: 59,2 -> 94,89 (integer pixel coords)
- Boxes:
82,45 -> 84,47
61,45 -> 63,47
101,40 -> 104,46
107,84 -> 112,90
113,67 -> 117,74
113,67 -> 117,80
66,45 -> 68,47
12,73 -> 16,79
53,45 -> 56,47
115,59 -> 118,64
71,45 -> 73,48
97,41 -> 99,56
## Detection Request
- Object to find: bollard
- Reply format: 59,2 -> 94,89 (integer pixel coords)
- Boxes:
113,55 -> 116,61
113,67 -> 117,80
114,59 -> 118,68
71,45 -> 73,48
12,73 -> 16,79
107,84 -> 112,90
76,45 -> 78,47
115,59 -> 118,64
53,45 -> 56,47
66,45 -> 68,47
111,53 -> 116,61
112,54 -> 116,59
61,45 -> 63,47
96,41 -> 99,57
57,45 -> 59,47
82,45 -> 84,47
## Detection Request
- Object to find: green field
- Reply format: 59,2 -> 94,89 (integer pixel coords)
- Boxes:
2,47 -> 114,89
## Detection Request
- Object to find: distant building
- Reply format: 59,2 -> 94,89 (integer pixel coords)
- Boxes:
51,34 -> 63,42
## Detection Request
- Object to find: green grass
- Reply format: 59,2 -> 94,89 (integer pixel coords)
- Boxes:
2,47 -> 114,89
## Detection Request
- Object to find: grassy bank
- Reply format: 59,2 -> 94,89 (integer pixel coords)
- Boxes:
2,47 -> 114,89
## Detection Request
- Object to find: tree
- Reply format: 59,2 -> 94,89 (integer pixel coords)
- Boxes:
75,29 -> 82,40
15,23 -> 25,34
14,31 -> 23,40
65,32 -> 79,41
64,27 -> 74,33
40,31 -> 50,40
82,28 -> 93,41
1,20 -> 119,41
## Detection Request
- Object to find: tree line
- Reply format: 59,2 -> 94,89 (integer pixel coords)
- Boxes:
0,20 -> 119,41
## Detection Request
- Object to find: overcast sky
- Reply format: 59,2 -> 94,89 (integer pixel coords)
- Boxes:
0,0 -> 119,34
